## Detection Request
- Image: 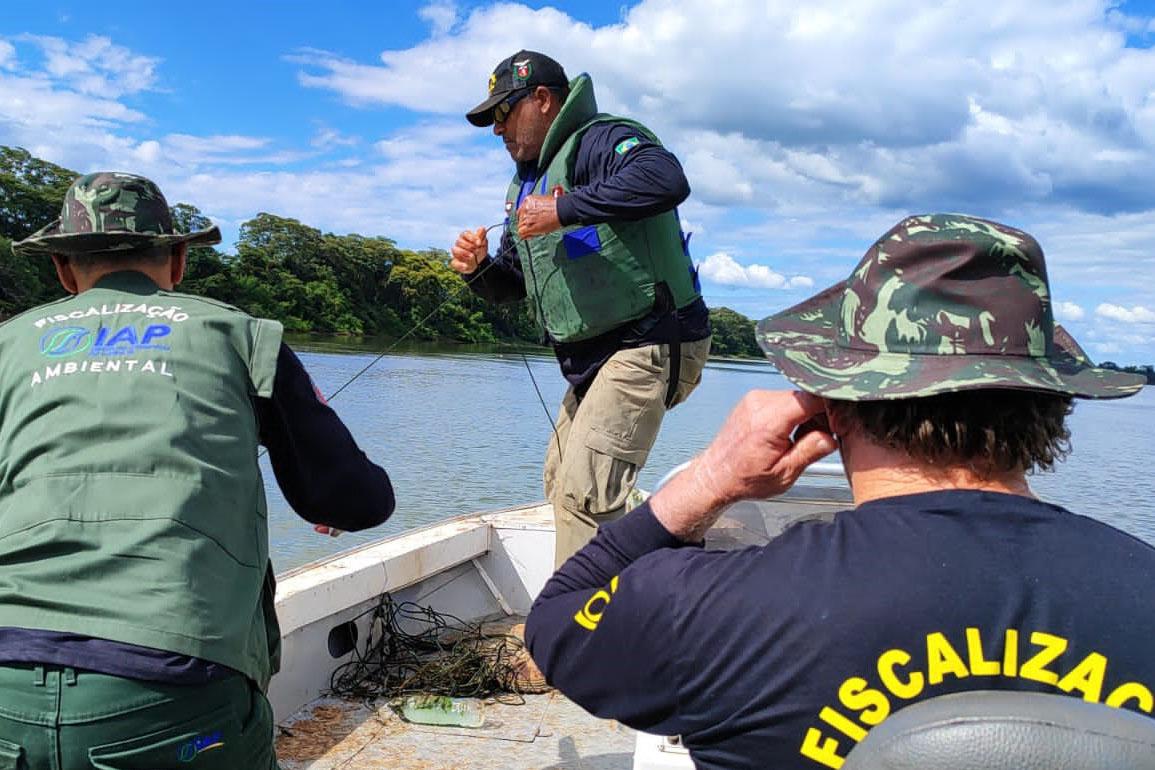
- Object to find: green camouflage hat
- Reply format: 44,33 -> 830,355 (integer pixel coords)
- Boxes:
756,213 -> 1145,400
12,172 -> 220,257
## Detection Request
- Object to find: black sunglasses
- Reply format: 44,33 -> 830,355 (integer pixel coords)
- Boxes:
494,91 -> 530,123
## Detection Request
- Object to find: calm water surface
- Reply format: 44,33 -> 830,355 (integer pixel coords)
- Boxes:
266,340 -> 1155,571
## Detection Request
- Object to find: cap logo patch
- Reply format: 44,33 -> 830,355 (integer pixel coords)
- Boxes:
513,59 -> 532,84
488,72 -> 497,94
614,137 -> 641,155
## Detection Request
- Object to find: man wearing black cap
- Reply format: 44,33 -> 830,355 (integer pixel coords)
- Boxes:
451,50 -> 712,567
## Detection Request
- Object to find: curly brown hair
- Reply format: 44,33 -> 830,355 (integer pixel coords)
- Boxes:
828,389 -> 1074,476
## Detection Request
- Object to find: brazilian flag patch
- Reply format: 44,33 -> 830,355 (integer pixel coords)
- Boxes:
614,137 -> 641,155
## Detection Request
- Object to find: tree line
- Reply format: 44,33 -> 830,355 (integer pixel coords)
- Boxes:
0,146 -> 763,356
1098,362 -> 1155,385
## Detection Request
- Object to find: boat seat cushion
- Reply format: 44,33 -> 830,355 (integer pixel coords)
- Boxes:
843,690 -> 1155,770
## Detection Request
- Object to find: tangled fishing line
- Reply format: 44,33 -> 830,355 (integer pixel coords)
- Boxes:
328,593 -> 548,705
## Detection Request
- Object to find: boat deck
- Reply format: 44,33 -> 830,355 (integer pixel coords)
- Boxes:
277,691 -> 636,770
274,479 -> 852,769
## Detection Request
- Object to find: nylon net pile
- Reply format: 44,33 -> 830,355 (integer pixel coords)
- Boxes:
328,593 -> 541,703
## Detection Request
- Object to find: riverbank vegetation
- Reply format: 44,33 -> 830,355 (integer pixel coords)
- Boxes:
1,146 -> 767,356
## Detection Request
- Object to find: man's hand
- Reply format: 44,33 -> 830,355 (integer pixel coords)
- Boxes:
451,227 -> 488,274
517,194 -> 562,239
650,390 -> 838,542
314,524 -> 344,537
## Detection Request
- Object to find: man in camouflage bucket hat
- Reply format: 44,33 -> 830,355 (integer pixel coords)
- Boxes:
1,173 -> 396,769
13,171 -> 221,258
755,213 -> 1142,400
524,214 -> 1154,770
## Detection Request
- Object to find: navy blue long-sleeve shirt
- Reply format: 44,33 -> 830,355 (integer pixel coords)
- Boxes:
526,493 -> 1155,770
0,343 -> 394,682
467,121 -> 710,390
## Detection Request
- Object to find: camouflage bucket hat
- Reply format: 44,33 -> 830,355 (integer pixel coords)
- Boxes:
12,172 -> 220,257
756,213 -> 1145,400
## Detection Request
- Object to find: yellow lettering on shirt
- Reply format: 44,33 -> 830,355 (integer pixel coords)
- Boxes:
926,632 -> 969,685
1057,652 -> 1108,702
966,627 -> 1000,676
1003,628 -> 1019,677
1020,631 -> 1067,686
573,575 -> 619,631
799,728 -> 846,769
838,677 -> 890,726
1106,682 -> 1154,713
799,626 -> 1154,768
878,648 -> 924,699
819,707 -> 868,742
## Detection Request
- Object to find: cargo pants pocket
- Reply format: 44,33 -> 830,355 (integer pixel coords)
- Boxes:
235,683 -> 278,770
567,345 -> 668,515
0,738 -> 24,770
88,704 -> 238,770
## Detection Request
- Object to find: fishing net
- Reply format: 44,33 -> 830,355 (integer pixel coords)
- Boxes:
327,593 -> 548,704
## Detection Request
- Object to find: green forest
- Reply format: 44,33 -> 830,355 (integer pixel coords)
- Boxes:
0,146 -> 763,357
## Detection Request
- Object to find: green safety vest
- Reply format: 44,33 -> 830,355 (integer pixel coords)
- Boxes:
506,74 -> 702,343
0,271 -> 284,689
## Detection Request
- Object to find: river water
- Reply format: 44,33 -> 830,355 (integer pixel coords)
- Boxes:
266,341 -> 1155,571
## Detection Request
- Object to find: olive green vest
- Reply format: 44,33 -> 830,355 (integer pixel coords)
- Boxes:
0,272 -> 284,689
506,74 -> 702,343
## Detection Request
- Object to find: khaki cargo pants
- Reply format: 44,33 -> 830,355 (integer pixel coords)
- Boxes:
544,337 -> 712,567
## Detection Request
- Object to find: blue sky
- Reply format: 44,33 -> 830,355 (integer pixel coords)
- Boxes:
2,0 -> 1155,363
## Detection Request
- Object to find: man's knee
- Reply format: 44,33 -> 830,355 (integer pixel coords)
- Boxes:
668,336 -> 712,408
557,442 -> 639,520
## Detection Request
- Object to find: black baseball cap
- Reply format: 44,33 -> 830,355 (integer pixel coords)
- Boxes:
466,50 -> 569,127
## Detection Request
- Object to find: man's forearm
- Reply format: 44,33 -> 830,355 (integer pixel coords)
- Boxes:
525,501 -> 696,733
258,344 -> 395,531
558,139 -> 691,225
463,252 -> 527,304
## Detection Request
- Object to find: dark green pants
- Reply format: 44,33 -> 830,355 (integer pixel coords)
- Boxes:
0,664 -> 278,770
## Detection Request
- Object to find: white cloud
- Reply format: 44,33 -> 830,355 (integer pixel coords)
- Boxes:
312,126 -> 359,150
27,34 -> 158,97
292,0 -> 1155,219
0,71 -> 148,130
158,134 -> 304,166
698,252 -> 812,290
165,134 -> 268,155
1096,303 -> 1155,324
1091,341 -> 1123,355
1055,301 -> 1085,321
0,40 -> 15,70
1106,8 -> 1155,36
0,37 -> 307,176
420,2 -> 460,36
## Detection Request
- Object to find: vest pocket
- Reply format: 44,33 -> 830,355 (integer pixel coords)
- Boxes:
0,738 -> 24,770
562,226 -> 601,259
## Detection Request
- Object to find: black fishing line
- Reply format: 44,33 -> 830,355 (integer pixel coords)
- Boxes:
259,221 -> 563,460
323,221 -> 507,404
326,593 -> 543,702
518,351 -> 563,462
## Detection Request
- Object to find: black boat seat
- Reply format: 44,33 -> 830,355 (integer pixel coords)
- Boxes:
842,691 -> 1155,769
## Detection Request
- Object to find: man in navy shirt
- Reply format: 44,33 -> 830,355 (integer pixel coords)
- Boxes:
451,51 -> 712,567
525,214 -> 1152,770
